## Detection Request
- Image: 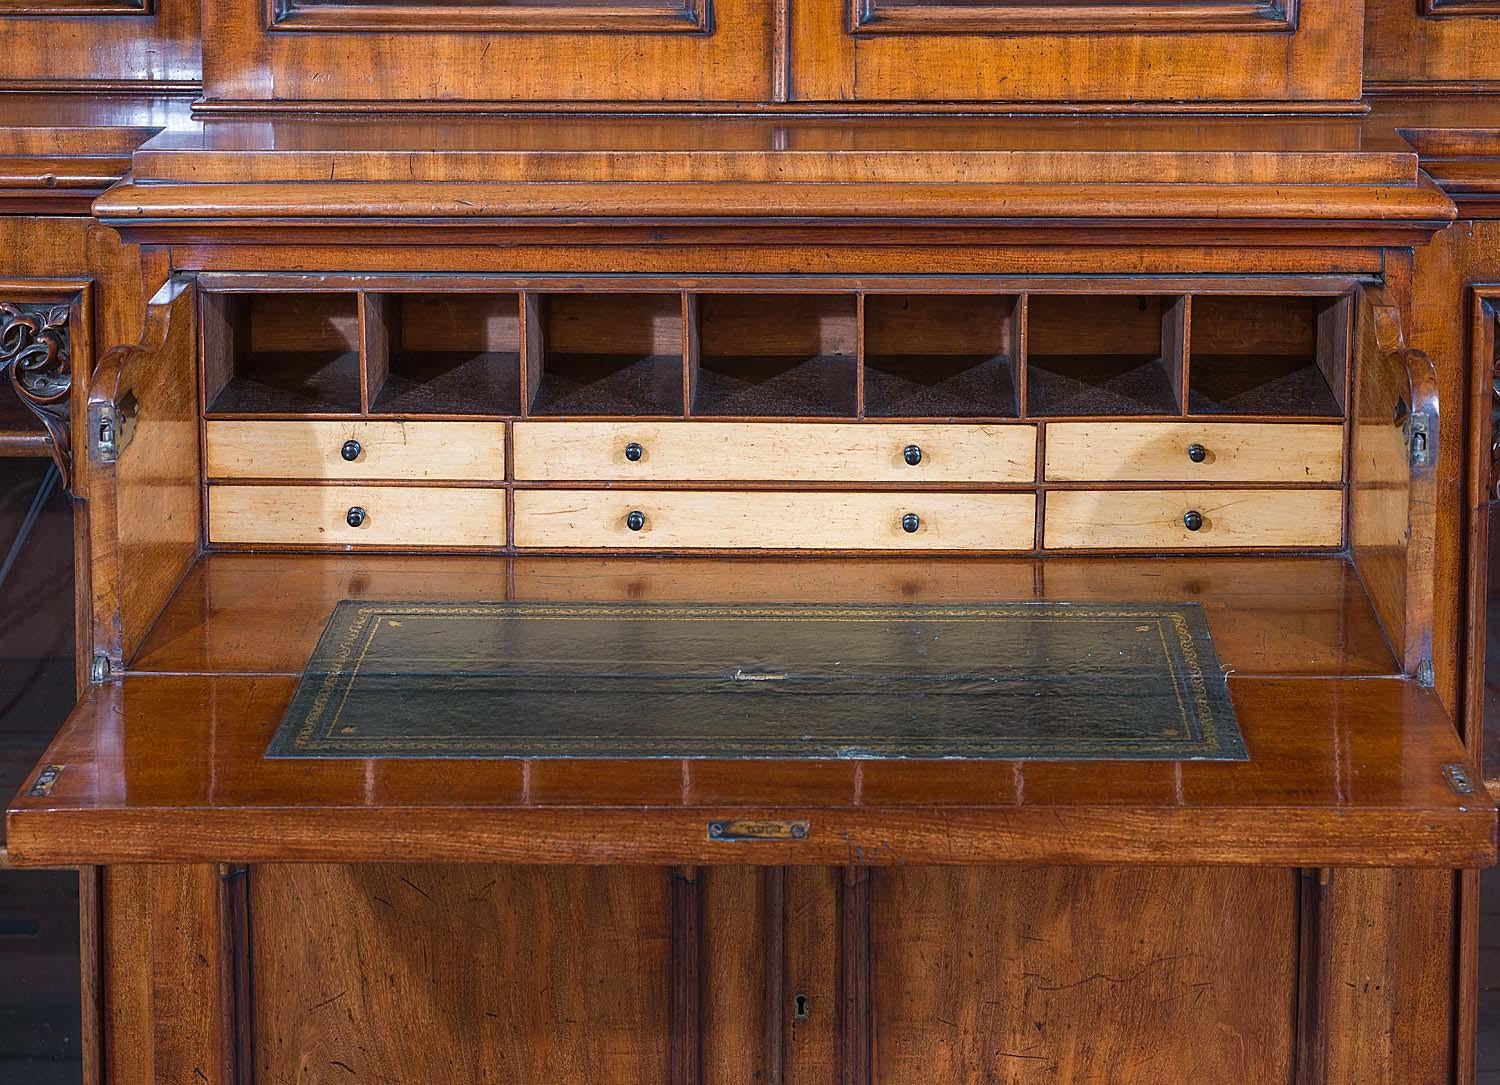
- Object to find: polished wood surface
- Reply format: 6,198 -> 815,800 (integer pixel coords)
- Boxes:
513,490 -> 1037,551
869,866 -> 1298,1081
1043,421 -> 1344,483
788,0 -> 1361,105
206,420 -> 507,481
128,553 -> 1400,678
513,421 -> 1035,483
1043,488 -> 1344,550
5,13 -> 1500,1083
253,864 -> 674,1083
0,0 -> 198,92
201,0 -> 771,106
7,553 -> 1491,868
209,484 -> 507,548
8,668 -> 1490,867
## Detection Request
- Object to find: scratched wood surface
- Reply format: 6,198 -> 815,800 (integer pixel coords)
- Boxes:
866,866 -> 1298,1082
250,864 -> 674,1084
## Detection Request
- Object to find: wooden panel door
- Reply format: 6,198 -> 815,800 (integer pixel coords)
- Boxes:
787,0 -> 1363,105
201,0 -> 773,106
1366,0 -> 1500,88
0,0 -> 199,89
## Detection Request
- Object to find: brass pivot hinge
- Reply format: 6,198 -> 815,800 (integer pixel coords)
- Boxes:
1406,409 -> 1434,469
89,390 -> 138,464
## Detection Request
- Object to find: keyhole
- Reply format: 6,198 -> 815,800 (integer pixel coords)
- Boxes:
793,994 -> 809,1020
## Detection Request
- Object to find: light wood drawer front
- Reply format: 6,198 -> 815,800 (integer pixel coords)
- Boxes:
513,422 -> 1035,482
514,491 -> 1035,550
1044,423 -> 1343,483
205,421 -> 506,481
1044,489 -> 1343,550
209,486 -> 506,548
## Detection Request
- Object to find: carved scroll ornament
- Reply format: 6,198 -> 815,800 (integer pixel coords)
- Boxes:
0,301 -> 73,488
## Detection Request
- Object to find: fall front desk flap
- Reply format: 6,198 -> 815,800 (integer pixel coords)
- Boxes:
265,601 -> 1246,761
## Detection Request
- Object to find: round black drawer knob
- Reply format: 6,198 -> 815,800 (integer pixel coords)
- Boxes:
346,506 -> 367,529
341,439 -> 362,462
1186,443 -> 1208,464
901,513 -> 921,534
903,444 -> 923,467
626,510 -> 647,532
624,442 -> 644,462
1183,510 -> 1204,532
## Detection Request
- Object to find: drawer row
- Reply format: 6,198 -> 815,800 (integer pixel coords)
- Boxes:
207,487 -> 1345,551
205,420 -> 1345,485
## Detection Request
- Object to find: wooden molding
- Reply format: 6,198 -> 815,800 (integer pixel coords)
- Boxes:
1419,0 -> 1500,14
0,0 -> 150,11
266,0 -> 711,33
849,0 -> 1296,35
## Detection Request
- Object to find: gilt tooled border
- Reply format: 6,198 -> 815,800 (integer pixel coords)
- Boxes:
278,601 -> 1239,760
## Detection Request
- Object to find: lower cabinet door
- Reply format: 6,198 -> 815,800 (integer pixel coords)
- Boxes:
513,490 -> 1036,550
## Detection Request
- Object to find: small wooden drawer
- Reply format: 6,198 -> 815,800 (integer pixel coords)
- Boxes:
1044,422 -> 1343,484
514,491 -> 1035,550
205,421 -> 506,482
1044,489 -> 1343,550
209,485 -> 506,548
512,422 -> 1035,483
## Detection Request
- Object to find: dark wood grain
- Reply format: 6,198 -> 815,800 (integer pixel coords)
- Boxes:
869,867 -> 1298,1082
6,670 -> 1492,867
249,864 -> 673,1083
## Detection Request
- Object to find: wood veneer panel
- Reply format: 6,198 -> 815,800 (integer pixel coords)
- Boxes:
788,0 -> 1360,103
702,868 -> 769,1084
1043,421 -> 1343,483
0,0 -> 199,88
208,484 -> 506,548
868,867 -> 1297,1082
206,420 -> 506,481
7,674 -> 1491,867
1323,869 -> 1456,1083
202,0 -> 770,104
1366,0 -> 1500,87
513,491 -> 1035,550
250,864 -> 672,1084
513,422 -> 1035,483
785,867 -> 840,1084
91,277 -> 202,664
126,554 -> 1398,678
1044,488 -> 1343,549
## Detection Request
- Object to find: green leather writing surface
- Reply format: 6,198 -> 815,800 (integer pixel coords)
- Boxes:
266,601 -> 1246,761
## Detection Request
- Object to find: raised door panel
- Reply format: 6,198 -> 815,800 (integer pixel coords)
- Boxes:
788,0 -> 1362,103
251,864 -> 675,1084
865,866 -> 1299,1083
202,0 -> 771,104
1366,0 -> 1500,86
0,0 -> 198,88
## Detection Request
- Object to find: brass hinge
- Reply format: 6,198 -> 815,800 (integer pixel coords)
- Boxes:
27,764 -> 63,797
89,390 -> 138,464
1442,762 -> 1476,797
1406,409 -> 1434,469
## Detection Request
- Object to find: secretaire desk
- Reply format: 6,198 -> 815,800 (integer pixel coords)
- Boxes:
5,2 -> 1500,1082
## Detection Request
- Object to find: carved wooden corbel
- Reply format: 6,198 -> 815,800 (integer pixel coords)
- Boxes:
0,301 -> 74,489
